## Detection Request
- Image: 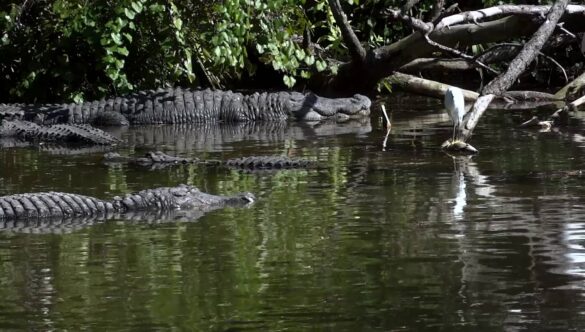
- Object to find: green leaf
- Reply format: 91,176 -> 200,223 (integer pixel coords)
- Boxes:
213,46 -> 222,57
106,67 -> 119,80
315,59 -> 327,72
116,47 -> 129,56
283,75 -> 296,88
116,17 -> 127,28
131,1 -> 143,13
173,18 -> 183,30
124,8 -> 135,20
295,49 -> 305,61
110,32 -> 122,45
103,55 -> 116,63
149,4 -> 164,12
72,92 -> 85,104
123,33 -> 133,42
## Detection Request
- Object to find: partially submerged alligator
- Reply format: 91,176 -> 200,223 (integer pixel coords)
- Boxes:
0,119 -> 120,145
103,151 -> 315,170
0,88 -> 371,125
0,184 -> 255,220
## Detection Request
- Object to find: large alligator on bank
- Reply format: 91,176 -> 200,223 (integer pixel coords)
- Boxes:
0,88 -> 371,125
0,119 -> 121,145
0,184 -> 255,220
103,151 -> 315,170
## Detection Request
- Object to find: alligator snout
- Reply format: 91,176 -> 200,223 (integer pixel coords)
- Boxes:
238,192 -> 256,204
353,94 -> 372,110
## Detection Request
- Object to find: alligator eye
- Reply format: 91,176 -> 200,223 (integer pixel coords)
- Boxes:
170,188 -> 187,196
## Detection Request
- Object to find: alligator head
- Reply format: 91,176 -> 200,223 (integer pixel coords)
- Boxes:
286,92 -> 371,121
169,184 -> 255,209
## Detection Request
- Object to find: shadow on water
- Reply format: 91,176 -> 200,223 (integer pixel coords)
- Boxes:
2,93 -> 585,330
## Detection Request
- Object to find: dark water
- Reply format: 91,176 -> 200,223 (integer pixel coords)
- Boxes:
1,94 -> 585,331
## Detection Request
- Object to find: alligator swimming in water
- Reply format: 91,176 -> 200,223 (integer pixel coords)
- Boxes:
103,151 -> 315,170
0,88 -> 371,125
0,184 -> 255,220
0,119 -> 121,145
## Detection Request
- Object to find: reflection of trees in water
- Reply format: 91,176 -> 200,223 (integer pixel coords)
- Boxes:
0,121 -> 376,330
437,156 -> 585,329
0,120 -> 372,196
4,115 -> 585,329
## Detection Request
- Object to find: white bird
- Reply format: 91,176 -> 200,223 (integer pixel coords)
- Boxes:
444,86 -> 465,141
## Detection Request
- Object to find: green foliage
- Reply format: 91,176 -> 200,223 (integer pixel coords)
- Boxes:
0,0 -> 539,101
0,0 -> 208,102
205,0 -> 327,88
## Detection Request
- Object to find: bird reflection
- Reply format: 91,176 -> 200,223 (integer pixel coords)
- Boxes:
449,155 -> 496,221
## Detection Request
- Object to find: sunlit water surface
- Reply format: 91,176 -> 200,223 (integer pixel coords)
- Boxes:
1,94 -> 585,331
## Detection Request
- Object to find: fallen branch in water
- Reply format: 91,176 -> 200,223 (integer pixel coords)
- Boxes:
519,116 -> 553,131
389,72 -> 561,105
519,70 -> 585,126
551,94 -> 585,119
555,70 -> 585,101
388,72 -> 478,100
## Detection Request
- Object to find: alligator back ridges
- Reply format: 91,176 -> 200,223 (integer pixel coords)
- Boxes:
0,120 -> 121,145
102,151 -> 315,170
224,156 -> 315,169
0,192 -> 116,219
0,88 -> 371,124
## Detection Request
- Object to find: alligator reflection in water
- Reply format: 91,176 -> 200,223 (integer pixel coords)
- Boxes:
0,119 -> 370,155
0,137 -> 116,155
123,119 -> 371,152
0,209 -> 223,234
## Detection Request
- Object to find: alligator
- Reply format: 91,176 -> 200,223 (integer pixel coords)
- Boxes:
103,151 -> 315,170
0,184 -> 255,220
0,88 -> 372,125
0,119 -> 121,145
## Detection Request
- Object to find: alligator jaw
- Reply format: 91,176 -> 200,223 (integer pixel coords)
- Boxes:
288,93 -> 372,121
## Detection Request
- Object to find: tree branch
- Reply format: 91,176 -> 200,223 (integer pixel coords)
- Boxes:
321,4 -> 585,96
386,8 -> 500,74
460,0 -> 570,143
388,72 -> 479,100
327,0 -> 366,63
436,4 -> 584,30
